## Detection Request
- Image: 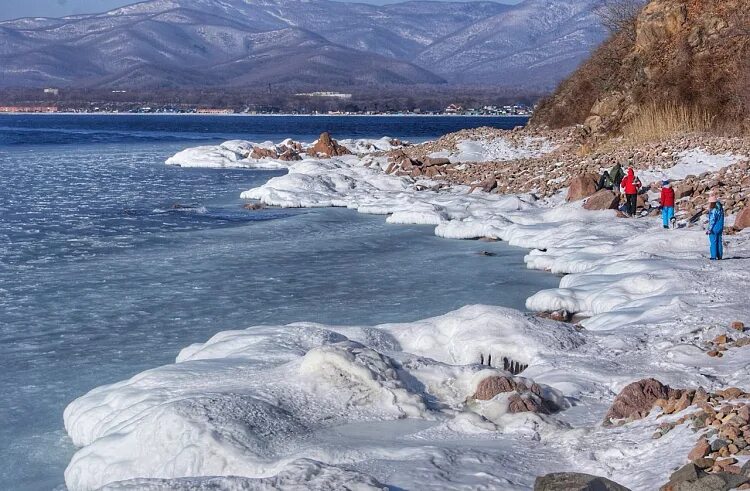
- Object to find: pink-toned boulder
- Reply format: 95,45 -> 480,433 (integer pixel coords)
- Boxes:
250,146 -> 278,159
584,189 -> 620,210
567,173 -> 599,201
604,378 -> 680,424
734,207 -> 750,230
309,132 -> 351,157
421,156 -> 451,167
473,376 -> 517,400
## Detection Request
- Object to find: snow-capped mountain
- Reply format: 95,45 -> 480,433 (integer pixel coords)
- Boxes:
0,0 -> 606,89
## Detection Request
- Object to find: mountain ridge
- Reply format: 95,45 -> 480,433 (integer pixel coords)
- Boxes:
0,0 -> 607,89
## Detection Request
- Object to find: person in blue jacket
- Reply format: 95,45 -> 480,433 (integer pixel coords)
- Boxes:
706,194 -> 724,260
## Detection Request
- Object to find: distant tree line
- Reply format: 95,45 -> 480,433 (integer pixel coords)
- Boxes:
0,85 -> 544,113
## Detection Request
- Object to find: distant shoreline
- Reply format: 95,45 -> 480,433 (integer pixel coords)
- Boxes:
0,112 -> 530,118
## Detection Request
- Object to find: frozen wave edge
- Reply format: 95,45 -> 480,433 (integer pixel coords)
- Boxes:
63,143 -> 750,490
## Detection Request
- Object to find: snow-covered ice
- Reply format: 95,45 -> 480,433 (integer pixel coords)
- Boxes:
429,136 -> 557,163
640,147 -> 745,184
63,144 -> 750,490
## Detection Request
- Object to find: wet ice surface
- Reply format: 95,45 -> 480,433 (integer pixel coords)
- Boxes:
0,134 -> 555,489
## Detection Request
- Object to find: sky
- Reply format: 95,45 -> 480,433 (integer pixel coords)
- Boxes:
0,0 -> 523,21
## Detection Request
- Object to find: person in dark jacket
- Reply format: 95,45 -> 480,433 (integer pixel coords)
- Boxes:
610,163 -> 626,192
620,167 -> 642,216
660,180 -> 675,228
706,195 -> 724,260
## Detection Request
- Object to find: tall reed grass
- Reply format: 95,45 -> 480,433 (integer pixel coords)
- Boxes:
623,103 -> 716,142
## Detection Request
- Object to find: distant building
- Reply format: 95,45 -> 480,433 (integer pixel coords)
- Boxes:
444,104 -> 463,114
43,88 -> 59,96
295,91 -> 352,99
0,106 -> 58,113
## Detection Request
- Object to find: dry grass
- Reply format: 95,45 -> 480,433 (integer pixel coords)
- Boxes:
623,103 -> 716,142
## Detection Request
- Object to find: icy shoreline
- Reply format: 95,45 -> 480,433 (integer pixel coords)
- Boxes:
62,135 -> 750,490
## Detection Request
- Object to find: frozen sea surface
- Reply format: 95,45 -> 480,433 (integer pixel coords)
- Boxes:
0,115 -> 555,490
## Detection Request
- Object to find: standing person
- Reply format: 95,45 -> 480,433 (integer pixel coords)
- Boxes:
620,167 -> 641,216
706,195 -> 724,260
660,180 -> 675,229
610,162 -> 626,193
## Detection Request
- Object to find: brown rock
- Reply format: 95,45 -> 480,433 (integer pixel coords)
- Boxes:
309,132 -> 351,158
473,376 -> 517,400
604,378 -> 678,424
734,208 -> 750,230
584,189 -> 620,210
693,457 -> 715,469
250,146 -> 278,159
718,387 -> 744,400
421,156 -> 451,167
714,334 -> 729,345
689,437 -> 711,461
731,321 -> 746,332
277,149 -> 302,161
567,173 -> 599,201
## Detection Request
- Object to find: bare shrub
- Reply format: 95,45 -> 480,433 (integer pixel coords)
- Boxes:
594,0 -> 646,40
623,103 -> 716,142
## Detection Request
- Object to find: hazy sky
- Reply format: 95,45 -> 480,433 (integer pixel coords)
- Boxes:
1,0 -> 523,21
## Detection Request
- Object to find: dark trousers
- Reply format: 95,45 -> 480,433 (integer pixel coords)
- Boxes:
626,193 -> 637,216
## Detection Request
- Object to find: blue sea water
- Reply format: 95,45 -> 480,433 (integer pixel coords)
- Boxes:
0,115 -> 558,490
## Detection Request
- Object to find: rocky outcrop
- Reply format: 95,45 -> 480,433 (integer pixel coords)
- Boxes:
567,173 -> 599,201
385,149 -> 452,181
531,0 -> 750,135
309,132 -> 351,158
534,473 -> 631,491
250,140 -> 304,161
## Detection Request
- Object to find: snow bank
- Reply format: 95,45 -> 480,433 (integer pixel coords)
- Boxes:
640,147 -> 745,184
430,136 -> 557,163
165,140 -> 289,169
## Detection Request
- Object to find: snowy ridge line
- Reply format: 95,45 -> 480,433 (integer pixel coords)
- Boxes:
63,148 -> 750,490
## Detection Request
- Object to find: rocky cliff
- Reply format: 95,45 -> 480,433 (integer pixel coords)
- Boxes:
531,0 -> 750,135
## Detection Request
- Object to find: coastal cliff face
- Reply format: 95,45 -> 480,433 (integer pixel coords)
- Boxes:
531,0 -> 750,134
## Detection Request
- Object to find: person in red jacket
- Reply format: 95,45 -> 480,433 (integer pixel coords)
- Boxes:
620,167 -> 642,216
660,179 -> 675,228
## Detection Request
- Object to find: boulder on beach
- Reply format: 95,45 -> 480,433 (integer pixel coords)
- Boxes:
567,173 -> 599,201
734,207 -> 750,230
534,472 -> 631,491
584,189 -> 620,210
472,375 -> 560,415
309,132 -> 351,158
603,378 -> 679,424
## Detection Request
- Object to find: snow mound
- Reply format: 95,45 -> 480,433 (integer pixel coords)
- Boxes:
300,341 -> 426,418
165,140 -> 289,169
